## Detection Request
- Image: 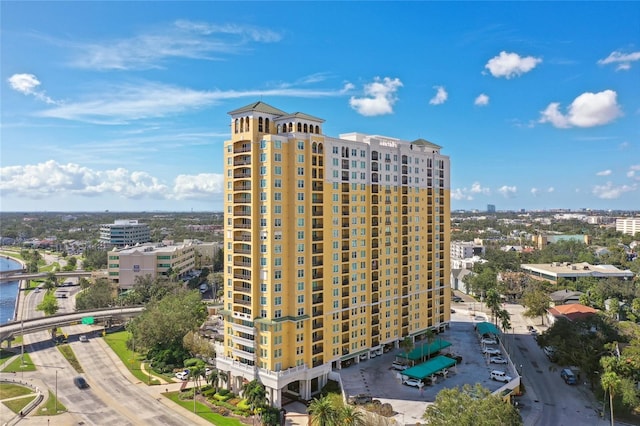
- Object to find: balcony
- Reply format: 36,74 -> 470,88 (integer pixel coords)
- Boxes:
312,270 -> 324,279
233,156 -> 251,167
313,319 -> 323,330
312,295 -> 323,304
233,143 -> 251,154
313,345 -> 324,355
312,307 -> 323,317
342,311 -> 349,321
312,332 -> 323,343
312,182 -> 324,191
234,182 -> 251,191
312,231 -> 324,241
233,220 -> 251,229
233,168 -> 251,179
233,297 -> 251,306
234,272 -> 251,281
233,260 -> 251,268
312,283 -> 324,292
233,284 -> 252,293
312,219 -> 324,229
312,207 -> 323,216
312,194 -> 324,204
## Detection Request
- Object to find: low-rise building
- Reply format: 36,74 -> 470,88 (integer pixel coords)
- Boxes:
616,217 -> 640,236
107,240 -> 197,289
100,219 -> 151,248
547,303 -> 597,325
521,262 -> 634,282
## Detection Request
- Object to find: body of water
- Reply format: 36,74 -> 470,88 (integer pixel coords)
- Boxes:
0,256 -> 22,325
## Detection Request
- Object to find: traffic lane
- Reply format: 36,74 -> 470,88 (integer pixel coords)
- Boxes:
24,329 -> 128,426
513,333 -> 606,426
70,331 -> 207,425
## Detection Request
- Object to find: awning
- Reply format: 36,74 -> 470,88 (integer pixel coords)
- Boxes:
476,322 -> 501,336
397,340 -> 452,361
402,355 -> 457,379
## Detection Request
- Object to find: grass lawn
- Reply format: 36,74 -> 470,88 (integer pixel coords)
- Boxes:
103,331 -> 161,385
0,383 -> 34,399
0,250 -> 23,260
57,345 -> 83,373
35,390 -> 67,416
2,353 -> 36,373
164,391 -> 245,425
2,395 -> 36,414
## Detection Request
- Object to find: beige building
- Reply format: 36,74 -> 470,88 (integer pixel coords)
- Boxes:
217,101 -> 451,406
108,240 -> 197,289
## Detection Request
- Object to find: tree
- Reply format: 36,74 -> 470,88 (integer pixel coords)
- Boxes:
424,329 -> 436,360
485,289 -> 502,325
400,336 -> 414,364
308,394 -> 341,426
184,358 -> 207,392
127,288 -> 207,355
75,278 -> 116,310
339,404 -> 365,426
522,286 -> 551,325
36,292 -> 59,316
422,383 -> 522,426
243,380 -> 268,416
182,330 -> 216,360
497,309 -> 511,332
45,271 -> 58,288
601,371 -> 621,426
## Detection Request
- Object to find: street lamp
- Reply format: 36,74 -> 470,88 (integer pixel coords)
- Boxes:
55,370 -> 58,414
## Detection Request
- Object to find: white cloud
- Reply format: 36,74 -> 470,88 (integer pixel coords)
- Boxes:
485,51 -> 542,79
474,94 -> 489,106
531,188 -> 539,196
429,86 -> 448,105
592,181 -> 638,199
597,50 -> 640,71
172,173 -> 224,199
596,169 -> 612,176
0,160 -> 225,201
36,80 -> 353,124
627,165 -> 640,180
71,20 -> 283,70
539,90 -> 622,128
498,185 -> 517,198
451,188 -> 473,201
349,77 -> 403,116
7,73 -> 58,104
470,182 -> 491,195
547,187 -> 555,193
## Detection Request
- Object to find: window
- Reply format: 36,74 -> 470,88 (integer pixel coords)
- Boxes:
275,179 -> 282,188
275,297 -> 282,305
297,295 -> 304,303
275,166 -> 282,175
274,153 -> 282,161
298,192 -> 304,201
297,167 -> 304,176
297,180 -> 304,188
298,154 -> 304,163
298,141 -> 304,150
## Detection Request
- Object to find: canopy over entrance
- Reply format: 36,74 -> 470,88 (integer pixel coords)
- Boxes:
402,355 -> 456,379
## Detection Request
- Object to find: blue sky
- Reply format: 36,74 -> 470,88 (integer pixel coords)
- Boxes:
1,2 -> 639,212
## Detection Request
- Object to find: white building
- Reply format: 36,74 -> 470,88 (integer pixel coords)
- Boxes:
616,217 -> 640,236
100,220 -> 151,247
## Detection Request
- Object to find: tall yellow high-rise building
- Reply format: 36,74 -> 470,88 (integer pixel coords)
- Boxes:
217,101 -> 451,407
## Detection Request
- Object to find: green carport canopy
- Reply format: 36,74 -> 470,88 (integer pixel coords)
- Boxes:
401,355 -> 456,380
397,340 -> 451,361
476,322 -> 501,336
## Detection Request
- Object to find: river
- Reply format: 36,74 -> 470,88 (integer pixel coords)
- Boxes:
0,256 -> 22,325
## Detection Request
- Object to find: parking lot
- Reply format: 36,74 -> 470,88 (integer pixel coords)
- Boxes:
338,309 -> 517,425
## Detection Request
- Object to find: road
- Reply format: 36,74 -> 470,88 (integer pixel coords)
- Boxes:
13,253 -> 210,426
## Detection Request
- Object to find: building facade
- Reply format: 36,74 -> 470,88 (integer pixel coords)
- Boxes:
107,240 -> 196,289
616,217 -> 640,236
99,220 -> 151,248
217,101 -> 451,406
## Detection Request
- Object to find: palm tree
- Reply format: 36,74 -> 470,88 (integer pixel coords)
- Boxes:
498,309 -> 511,332
424,329 -> 435,360
308,395 -> 340,426
217,370 -> 228,389
399,336 -> 414,365
340,405 -> 365,426
208,370 -> 219,392
485,289 -> 502,325
243,380 -> 268,414
601,371 -> 621,426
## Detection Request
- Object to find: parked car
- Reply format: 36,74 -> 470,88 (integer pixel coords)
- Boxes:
543,346 -> 557,361
79,335 -> 88,342
175,370 -> 189,381
452,296 -> 462,303
73,376 -> 90,389
403,378 -> 423,388
392,361 -> 409,370
529,328 -> 538,335
560,368 -> 577,385
482,347 -> 501,355
444,353 -> 463,364
348,393 -> 372,405
481,337 -> 498,345
490,370 -> 512,383
490,356 -> 508,364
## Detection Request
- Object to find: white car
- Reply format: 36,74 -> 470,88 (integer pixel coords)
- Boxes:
79,335 -> 88,343
490,356 -> 508,364
175,371 -> 189,381
482,347 -> 501,355
490,370 -> 512,383
403,378 -> 423,388
481,337 -> 497,345
392,361 -> 408,371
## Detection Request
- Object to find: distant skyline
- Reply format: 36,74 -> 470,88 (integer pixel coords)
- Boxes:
1,2 -> 639,212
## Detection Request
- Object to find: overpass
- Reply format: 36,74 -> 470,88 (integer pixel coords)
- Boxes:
0,306 -> 144,343
0,270 -> 93,283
